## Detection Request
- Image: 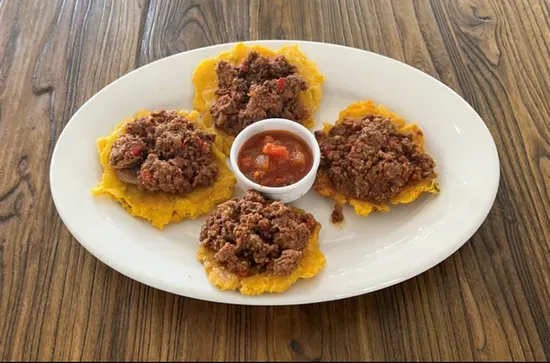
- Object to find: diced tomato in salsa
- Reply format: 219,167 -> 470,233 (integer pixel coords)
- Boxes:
262,143 -> 289,158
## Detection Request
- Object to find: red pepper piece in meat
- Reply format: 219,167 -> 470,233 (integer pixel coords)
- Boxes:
131,145 -> 142,156
141,169 -> 153,183
276,77 -> 286,91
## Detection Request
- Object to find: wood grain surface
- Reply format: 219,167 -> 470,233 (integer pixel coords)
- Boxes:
1,0 -> 549,361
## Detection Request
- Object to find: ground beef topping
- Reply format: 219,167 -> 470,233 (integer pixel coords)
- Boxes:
210,51 -> 309,136
109,110 -> 218,195
199,190 -> 317,276
331,203 -> 344,224
315,115 -> 436,205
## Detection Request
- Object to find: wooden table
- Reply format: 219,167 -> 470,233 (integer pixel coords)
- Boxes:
1,0 -> 549,361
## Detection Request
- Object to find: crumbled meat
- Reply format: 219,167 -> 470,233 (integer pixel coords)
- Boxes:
199,190 -> 317,276
214,243 -> 249,276
210,51 -> 309,136
239,75 -> 308,127
108,110 -> 218,195
316,115 -> 436,204
125,116 -> 157,144
331,204 -> 344,224
215,61 -> 240,92
271,250 -> 303,276
109,134 -> 148,169
138,154 -> 190,194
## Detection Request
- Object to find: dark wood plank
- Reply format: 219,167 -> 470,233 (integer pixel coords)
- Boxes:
0,0 -> 149,361
0,0 -> 549,361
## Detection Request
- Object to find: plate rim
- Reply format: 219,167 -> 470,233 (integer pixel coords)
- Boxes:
50,40 -> 500,305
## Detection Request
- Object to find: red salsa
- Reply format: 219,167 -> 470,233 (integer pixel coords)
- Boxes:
238,130 -> 313,187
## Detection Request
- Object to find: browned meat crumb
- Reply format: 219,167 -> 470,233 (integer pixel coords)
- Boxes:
331,203 -> 344,224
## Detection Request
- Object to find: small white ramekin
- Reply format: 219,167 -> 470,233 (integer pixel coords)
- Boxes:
230,118 -> 321,203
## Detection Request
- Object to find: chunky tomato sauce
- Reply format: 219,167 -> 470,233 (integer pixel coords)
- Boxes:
237,130 -> 313,187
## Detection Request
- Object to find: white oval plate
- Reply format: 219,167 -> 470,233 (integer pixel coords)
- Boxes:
50,41 -> 499,305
